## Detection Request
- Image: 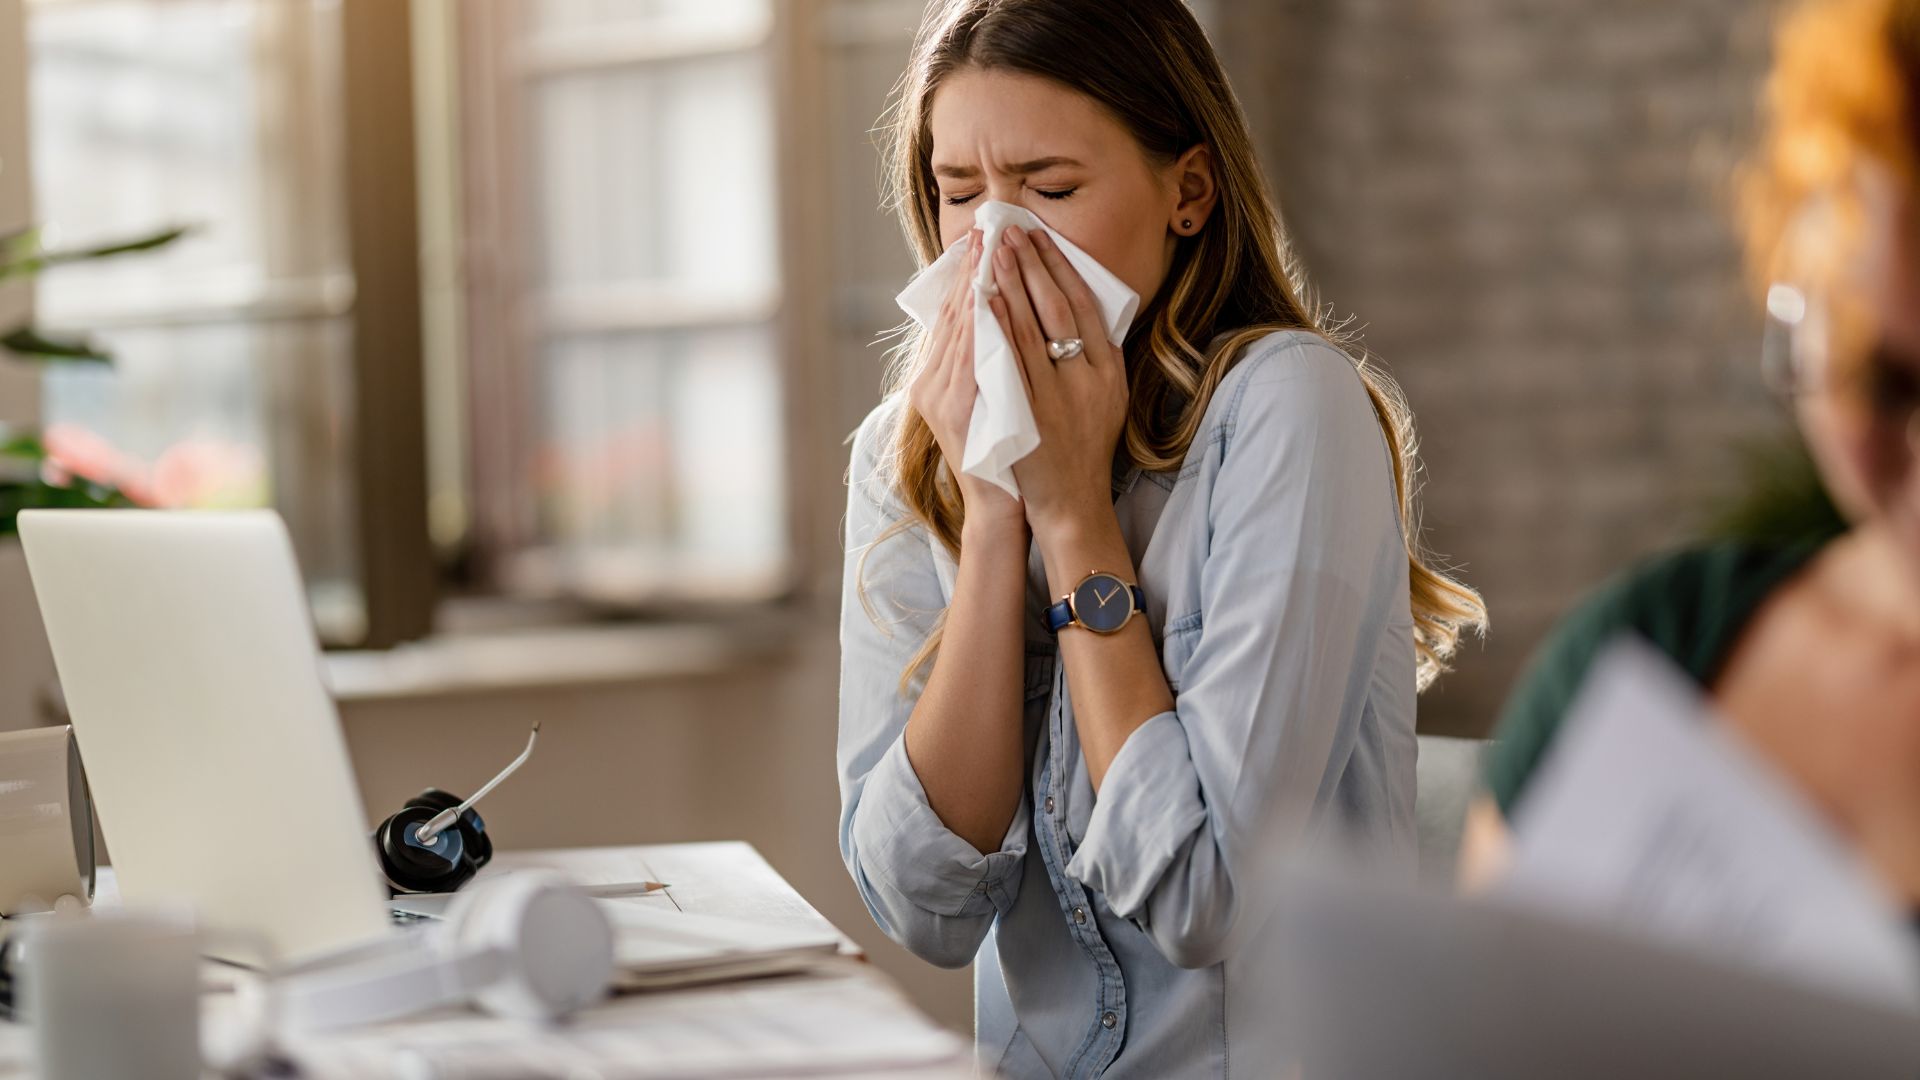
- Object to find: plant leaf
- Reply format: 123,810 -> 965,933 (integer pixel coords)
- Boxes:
0,225 -> 191,283
50,225 -> 191,263
0,433 -> 46,461
0,326 -> 112,363
0,226 -> 34,261
0,478 -> 134,537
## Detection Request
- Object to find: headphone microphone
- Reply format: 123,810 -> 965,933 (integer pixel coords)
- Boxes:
373,724 -> 541,896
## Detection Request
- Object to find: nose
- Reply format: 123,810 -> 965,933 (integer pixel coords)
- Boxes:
981,177 -> 1026,205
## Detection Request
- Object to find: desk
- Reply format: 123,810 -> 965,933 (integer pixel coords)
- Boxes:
0,843 -> 972,1079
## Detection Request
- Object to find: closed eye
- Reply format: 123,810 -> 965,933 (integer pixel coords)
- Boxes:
1035,187 -> 1077,200
942,191 -> 981,206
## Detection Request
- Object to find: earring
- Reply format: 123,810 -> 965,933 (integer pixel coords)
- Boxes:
1182,219 -> 1194,231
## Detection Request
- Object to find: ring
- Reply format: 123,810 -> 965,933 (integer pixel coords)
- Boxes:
1047,338 -> 1085,362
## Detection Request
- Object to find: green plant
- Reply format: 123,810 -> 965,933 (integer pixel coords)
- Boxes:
0,223 -> 187,535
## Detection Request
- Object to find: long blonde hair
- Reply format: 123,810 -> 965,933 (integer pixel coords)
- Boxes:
863,0 -> 1485,692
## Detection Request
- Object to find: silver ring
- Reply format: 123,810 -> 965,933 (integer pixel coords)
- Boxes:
1046,337 -> 1085,362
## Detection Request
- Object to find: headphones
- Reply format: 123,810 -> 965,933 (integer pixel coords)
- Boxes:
276,870 -> 615,1031
373,725 -> 534,896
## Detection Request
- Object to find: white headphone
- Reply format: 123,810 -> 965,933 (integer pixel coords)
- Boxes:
276,871 -> 615,1032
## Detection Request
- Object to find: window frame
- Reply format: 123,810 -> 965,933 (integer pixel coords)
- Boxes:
18,0 -> 437,649
16,0 -> 887,657
453,0 -> 830,613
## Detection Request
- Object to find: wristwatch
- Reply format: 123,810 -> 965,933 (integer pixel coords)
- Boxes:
1045,571 -> 1146,635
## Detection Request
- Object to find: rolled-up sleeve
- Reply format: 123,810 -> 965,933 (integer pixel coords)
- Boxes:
837,399 -> 1028,969
1065,338 -> 1405,970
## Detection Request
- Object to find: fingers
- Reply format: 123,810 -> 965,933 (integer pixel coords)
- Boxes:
914,230 -> 980,412
949,232 -> 982,394
1004,227 -> 1078,346
991,233 -> 1057,389
1029,231 -> 1109,366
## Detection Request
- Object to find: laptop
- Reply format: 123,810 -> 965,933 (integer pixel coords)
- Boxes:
17,510 -> 395,968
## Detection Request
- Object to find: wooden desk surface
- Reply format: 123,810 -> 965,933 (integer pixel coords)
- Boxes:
1,842 -> 970,1079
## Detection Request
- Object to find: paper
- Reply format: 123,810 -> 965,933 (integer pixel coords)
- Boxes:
594,901 -> 841,989
265,965 -> 969,1080
894,201 -> 1140,498
1498,637 -> 1920,1008
1266,864 -> 1920,1080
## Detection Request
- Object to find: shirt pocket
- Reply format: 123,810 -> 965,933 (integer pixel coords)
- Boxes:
1160,611 -> 1203,694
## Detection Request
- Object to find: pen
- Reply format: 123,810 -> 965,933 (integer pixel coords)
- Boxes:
580,881 -> 670,898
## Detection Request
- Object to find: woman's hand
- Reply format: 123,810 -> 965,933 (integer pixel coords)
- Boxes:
985,225 -> 1129,544
908,228 -> 1027,535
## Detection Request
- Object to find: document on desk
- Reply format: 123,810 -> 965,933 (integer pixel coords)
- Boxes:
596,901 -> 843,990
1496,637 -> 1920,1008
274,964 -> 969,1080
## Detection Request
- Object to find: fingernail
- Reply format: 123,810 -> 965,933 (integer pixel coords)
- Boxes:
1034,231 -> 1054,252
1007,226 -> 1026,247
996,245 -> 1015,269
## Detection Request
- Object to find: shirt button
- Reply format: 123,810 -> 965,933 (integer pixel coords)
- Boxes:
1101,1011 -> 1118,1030
1073,907 -> 1087,925
1044,796 -> 1055,814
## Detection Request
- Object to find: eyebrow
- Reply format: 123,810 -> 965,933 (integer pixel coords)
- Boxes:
931,156 -> 1085,180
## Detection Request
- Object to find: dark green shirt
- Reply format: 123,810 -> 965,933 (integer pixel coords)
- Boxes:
1483,538 -> 1833,816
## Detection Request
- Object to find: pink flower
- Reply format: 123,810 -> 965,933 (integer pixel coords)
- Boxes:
151,438 -> 265,509
40,424 -> 156,506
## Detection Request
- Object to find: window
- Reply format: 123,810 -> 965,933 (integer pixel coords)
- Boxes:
459,0 -> 789,605
22,0 -> 432,646
16,0 -> 1223,651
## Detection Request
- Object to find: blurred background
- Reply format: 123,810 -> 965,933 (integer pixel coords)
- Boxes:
0,0 -> 1795,1028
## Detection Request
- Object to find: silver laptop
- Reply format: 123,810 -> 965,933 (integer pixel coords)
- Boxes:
18,509 -> 394,968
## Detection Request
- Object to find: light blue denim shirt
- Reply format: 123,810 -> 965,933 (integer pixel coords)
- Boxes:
837,330 -> 1419,1078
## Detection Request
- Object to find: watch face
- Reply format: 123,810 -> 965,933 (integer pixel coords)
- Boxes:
1071,573 -> 1134,634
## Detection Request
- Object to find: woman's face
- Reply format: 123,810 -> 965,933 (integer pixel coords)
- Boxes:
926,68 -> 1194,306
1797,194 -> 1920,577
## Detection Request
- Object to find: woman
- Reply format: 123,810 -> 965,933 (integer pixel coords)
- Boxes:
1461,0 -> 1920,908
835,2 -> 1485,1074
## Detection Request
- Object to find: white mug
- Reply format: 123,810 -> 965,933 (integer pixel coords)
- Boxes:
0,725 -> 95,915
21,912 -> 202,1080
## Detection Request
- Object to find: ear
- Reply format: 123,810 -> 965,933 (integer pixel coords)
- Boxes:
1168,143 -> 1218,237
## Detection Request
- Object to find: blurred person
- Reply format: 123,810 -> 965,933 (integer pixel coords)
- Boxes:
835,0 -> 1485,1074
1461,0 -> 1920,912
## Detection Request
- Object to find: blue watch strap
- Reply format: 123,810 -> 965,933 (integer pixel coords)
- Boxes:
1045,597 -> 1073,634
1044,584 -> 1147,634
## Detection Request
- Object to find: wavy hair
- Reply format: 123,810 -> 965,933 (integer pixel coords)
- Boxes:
862,0 -> 1486,692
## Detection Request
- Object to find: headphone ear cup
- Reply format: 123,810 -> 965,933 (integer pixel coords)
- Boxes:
454,807 -> 493,871
373,804 -> 473,895
400,789 -> 491,876
448,872 -> 613,1022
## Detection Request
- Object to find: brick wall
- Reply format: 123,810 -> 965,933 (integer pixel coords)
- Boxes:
1217,0 -> 1791,735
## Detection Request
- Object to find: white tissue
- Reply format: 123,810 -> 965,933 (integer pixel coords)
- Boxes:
895,201 -> 1140,498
